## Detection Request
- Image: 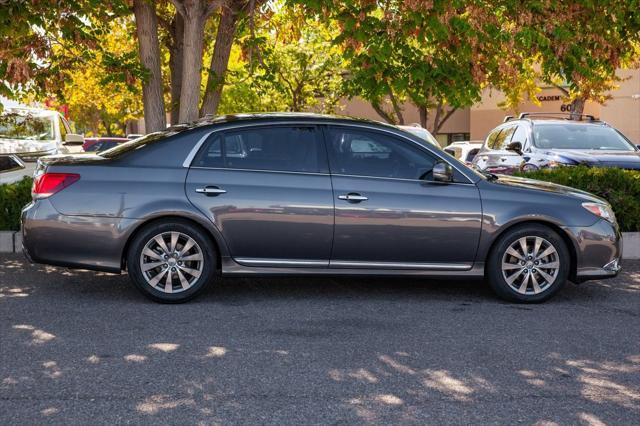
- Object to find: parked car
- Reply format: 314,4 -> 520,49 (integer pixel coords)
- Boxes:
397,124 -> 441,148
83,137 -> 129,152
22,113 -> 620,303
473,113 -> 640,174
444,141 -> 483,165
0,107 -> 84,160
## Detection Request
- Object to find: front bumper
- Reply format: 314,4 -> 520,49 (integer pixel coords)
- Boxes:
566,218 -> 622,282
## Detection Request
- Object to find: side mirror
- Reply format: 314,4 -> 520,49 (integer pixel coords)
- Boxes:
433,161 -> 453,183
506,141 -> 523,155
636,144 -> 640,150
0,154 -> 25,173
64,133 -> 85,145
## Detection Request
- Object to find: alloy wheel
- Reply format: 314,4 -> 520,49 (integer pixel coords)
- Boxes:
501,236 -> 560,295
139,232 -> 204,294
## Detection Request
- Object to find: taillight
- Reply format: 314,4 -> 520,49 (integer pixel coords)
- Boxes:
32,173 -> 80,199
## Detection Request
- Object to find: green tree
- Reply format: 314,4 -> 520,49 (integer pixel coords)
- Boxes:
296,1 -> 509,132
0,1 -> 129,111
493,1 -> 640,117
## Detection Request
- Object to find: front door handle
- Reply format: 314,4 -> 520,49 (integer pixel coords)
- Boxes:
195,186 -> 227,196
338,193 -> 368,202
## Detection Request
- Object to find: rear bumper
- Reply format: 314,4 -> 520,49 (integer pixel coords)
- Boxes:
21,199 -> 140,273
566,219 -> 622,282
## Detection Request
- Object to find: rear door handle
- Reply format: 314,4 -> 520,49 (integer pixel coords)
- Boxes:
338,193 -> 368,202
195,186 -> 227,196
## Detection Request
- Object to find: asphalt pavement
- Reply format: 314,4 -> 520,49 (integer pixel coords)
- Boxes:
1,254 -> 639,425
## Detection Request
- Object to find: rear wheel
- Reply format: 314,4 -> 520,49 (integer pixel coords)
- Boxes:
127,220 -> 217,303
487,224 -> 569,303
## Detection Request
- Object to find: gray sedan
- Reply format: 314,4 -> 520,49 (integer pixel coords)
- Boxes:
21,113 -> 621,303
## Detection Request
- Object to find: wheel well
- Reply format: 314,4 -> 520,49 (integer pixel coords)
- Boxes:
121,216 -> 222,272
488,220 -> 578,281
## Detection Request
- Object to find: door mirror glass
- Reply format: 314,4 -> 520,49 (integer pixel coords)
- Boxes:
506,141 -> 523,155
432,161 -> 453,182
64,133 -> 85,145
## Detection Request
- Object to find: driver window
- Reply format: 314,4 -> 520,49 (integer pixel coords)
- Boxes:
326,127 -> 436,180
511,125 -> 528,147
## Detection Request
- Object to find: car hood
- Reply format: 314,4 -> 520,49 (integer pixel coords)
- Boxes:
0,138 -> 56,155
491,174 -> 607,204
546,149 -> 640,169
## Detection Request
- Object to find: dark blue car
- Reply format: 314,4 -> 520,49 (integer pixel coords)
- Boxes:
473,113 -> 640,173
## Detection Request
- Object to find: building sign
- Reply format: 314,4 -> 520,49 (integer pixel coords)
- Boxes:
536,95 -> 562,102
535,94 -> 574,111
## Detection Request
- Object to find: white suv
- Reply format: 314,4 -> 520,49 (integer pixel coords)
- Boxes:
0,107 -> 84,160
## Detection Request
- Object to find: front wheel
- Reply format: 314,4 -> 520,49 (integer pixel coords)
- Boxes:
127,220 -> 217,303
487,224 -> 570,303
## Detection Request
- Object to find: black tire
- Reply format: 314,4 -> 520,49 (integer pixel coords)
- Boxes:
487,224 -> 570,303
127,219 -> 217,303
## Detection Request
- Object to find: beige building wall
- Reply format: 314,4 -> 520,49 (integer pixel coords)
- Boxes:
337,98 -> 470,145
470,69 -> 640,143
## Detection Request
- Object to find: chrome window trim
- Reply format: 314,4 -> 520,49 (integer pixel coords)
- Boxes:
189,166 -> 329,177
330,260 -> 471,270
181,120 -> 477,184
182,131 -> 215,168
329,173 -> 475,186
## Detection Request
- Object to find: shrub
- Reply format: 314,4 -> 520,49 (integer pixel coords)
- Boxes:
0,177 -> 33,231
515,166 -> 640,232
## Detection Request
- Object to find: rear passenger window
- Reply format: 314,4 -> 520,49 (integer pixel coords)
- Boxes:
485,129 -> 501,150
488,126 -> 516,150
192,126 -> 326,173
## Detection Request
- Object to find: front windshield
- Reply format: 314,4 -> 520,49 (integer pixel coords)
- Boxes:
0,112 -> 55,141
533,123 -> 636,151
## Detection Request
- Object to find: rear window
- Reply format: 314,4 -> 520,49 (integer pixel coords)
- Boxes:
100,126 -> 189,159
465,148 -> 480,162
192,126 -> 326,173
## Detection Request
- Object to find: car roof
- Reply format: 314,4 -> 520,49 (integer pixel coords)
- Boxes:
2,107 -> 60,118
171,112 -> 396,132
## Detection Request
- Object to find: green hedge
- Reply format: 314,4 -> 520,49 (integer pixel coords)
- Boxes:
0,177 -> 32,231
515,166 -> 640,232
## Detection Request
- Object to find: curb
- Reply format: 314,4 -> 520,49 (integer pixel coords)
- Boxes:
1,230 -> 639,259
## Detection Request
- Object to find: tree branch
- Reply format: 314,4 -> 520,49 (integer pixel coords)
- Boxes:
387,88 -> 404,125
168,0 -> 186,17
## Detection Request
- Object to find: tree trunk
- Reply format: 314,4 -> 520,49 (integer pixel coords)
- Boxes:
169,13 -> 184,125
178,6 -> 207,123
133,0 -> 166,133
418,105 -> 427,128
200,5 -> 239,116
388,89 -> 404,125
570,98 -> 586,120
431,103 -> 457,135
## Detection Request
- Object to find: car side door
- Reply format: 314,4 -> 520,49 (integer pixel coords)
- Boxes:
325,125 -> 482,269
185,124 -> 334,267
